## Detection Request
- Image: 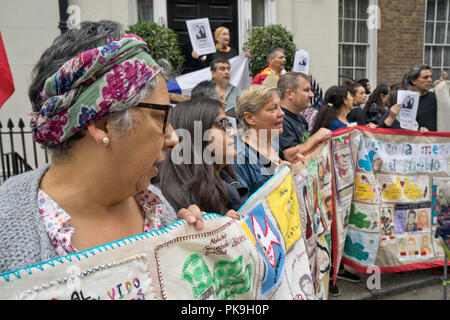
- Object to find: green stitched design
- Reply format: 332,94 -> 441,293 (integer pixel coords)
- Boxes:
181,254 -> 252,300
344,236 -> 369,261
181,253 -> 214,299
349,204 -> 372,229
213,255 -> 252,300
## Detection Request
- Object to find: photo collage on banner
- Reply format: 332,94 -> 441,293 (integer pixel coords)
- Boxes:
1,128 -> 448,300
292,140 -> 333,300
239,166 -> 315,300
331,130 -> 357,274
431,177 -> 450,255
342,129 -> 450,271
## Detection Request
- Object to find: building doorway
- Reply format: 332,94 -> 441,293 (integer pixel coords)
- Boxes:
167,0 -> 238,73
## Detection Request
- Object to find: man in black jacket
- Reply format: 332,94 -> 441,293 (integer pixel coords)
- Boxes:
405,65 -> 437,131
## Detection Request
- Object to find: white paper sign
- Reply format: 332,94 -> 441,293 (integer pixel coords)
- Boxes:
186,18 -> 216,56
397,90 -> 419,130
293,50 -> 310,75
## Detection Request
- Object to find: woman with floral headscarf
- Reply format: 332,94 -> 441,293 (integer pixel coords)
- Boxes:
0,20 -> 204,273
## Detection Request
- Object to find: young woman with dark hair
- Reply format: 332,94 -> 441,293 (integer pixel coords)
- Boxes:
160,98 -> 248,219
310,86 -> 354,134
343,80 -> 377,129
364,84 -> 391,124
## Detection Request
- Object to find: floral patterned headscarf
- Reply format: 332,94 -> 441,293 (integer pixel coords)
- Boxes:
30,33 -> 160,145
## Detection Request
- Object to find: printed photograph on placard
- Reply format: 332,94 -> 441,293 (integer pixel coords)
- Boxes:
186,18 -> 216,56
332,135 -> 355,191
380,204 -> 396,246
343,228 -> 380,266
377,174 -> 430,203
348,202 -> 380,233
354,172 -> 380,203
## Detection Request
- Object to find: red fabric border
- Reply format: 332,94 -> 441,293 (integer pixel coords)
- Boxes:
356,125 -> 450,137
331,126 -> 357,138
331,150 -> 339,286
341,257 -> 445,274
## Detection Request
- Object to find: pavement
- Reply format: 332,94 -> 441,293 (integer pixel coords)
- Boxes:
329,265 -> 449,300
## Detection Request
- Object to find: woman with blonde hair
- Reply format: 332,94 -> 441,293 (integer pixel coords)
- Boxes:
192,26 -> 250,69
233,85 -> 302,194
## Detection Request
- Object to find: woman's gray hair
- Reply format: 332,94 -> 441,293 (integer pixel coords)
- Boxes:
235,85 -> 280,131
28,20 -> 173,159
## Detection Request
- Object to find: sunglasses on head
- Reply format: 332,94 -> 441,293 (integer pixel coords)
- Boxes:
135,103 -> 173,134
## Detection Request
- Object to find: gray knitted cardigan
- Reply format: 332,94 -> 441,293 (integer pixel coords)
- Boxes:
0,165 -> 178,274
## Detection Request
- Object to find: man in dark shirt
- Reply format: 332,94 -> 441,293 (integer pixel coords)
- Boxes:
277,72 -> 331,161
406,65 -> 437,131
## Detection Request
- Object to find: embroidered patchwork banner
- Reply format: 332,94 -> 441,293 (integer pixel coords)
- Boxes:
0,214 -> 263,300
291,140 -> 332,299
1,127 -> 449,300
341,126 -> 450,273
238,166 -> 315,299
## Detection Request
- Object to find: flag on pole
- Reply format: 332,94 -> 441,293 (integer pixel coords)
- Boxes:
0,32 -> 14,109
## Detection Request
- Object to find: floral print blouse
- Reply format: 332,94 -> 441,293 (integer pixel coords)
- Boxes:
38,188 -> 163,256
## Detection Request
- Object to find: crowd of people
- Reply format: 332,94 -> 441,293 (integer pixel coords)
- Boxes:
0,20 -> 449,300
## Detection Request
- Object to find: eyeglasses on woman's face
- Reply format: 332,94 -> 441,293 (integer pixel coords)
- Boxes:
214,117 -> 234,134
135,103 -> 173,134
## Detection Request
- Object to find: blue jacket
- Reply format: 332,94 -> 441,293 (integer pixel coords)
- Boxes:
233,137 -> 277,195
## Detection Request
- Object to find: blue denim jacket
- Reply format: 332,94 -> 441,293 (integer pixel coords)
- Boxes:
233,137 -> 278,195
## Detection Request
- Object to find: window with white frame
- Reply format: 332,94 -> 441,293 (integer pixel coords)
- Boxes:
252,0 -> 265,27
424,0 -> 450,80
137,0 -> 154,22
338,0 -> 370,83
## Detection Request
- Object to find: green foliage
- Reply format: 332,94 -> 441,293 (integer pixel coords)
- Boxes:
127,21 -> 185,75
244,24 -> 297,76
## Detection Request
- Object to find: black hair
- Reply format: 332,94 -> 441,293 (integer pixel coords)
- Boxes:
160,98 -> 236,215
266,47 -> 285,64
364,84 -> 390,115
191,80 -> 219,100
405,65 -> 431,86
311,86 -> 349,135
343,79 -> 363,96
210,57 -> 230,72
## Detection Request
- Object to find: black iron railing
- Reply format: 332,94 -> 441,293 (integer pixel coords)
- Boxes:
0,119 -> 49,184
310,75 -> 324,108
